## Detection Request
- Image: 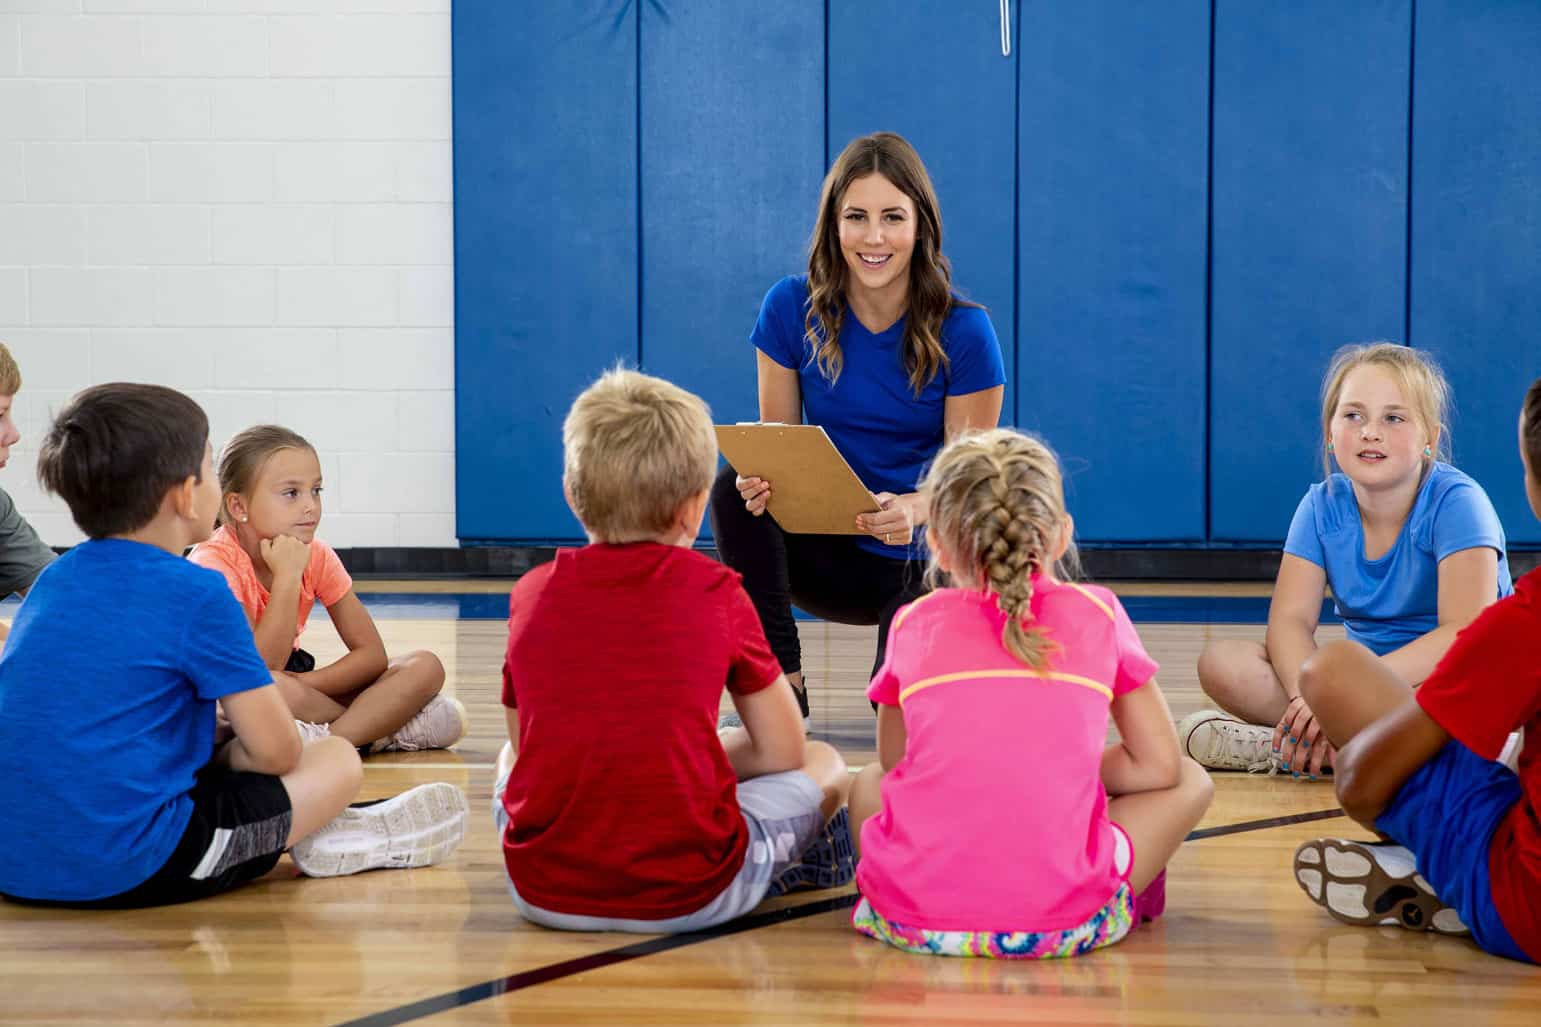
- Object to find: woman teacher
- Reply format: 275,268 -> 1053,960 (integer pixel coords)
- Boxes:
710,132 -> 1006,726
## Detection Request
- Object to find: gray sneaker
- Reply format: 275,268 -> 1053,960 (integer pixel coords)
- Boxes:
1177,709 -> 1279,773
371,694 -> 468,753
768,806 -> 857,896
291,782 -> 469,877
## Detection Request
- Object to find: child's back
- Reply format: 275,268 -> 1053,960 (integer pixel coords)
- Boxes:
859,578 -> 1155,931
0,539 -> 272,901
502,541 -> 781,919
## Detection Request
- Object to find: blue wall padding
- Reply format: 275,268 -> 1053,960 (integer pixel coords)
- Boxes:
1410,1 -> 1541,545
452,1 -> 639,542
1015,1 -> 1211,542
1209,1 -> 1411,543
826,2 -> 1020,424
639,1 -> 825,544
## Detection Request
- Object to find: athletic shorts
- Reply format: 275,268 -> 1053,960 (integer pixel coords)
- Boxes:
492,766 -> 825,933
9,768 -> 293,910
1376,739 -> 1530,963
851,820 -> 1137,959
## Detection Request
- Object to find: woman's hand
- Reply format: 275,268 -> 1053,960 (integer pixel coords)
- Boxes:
736,475 -> 771,516
856,493 -> 924,546
1273,694 -> 1335,779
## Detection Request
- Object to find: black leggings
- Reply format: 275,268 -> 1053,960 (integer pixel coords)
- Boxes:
709,465 -> 928,682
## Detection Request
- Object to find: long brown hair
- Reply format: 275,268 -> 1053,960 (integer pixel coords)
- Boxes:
1523,377 -> 1541,481
806,132 -> 974,397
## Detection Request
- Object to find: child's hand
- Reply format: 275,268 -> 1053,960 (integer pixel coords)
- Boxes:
260,533 -> 310,582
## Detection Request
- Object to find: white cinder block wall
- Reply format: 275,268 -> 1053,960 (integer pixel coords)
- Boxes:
0,1 -> 456,549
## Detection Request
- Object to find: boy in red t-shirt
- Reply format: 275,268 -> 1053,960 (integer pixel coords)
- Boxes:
1288,376 -> 1541,964
493,368 -> 853,931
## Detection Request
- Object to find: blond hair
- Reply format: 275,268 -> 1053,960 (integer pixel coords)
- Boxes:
920,428 -> 1077,671
1321,342 -> 1450,478
216,424 -> 316,526
0,342 -> 20,395
563,368 -> 716,543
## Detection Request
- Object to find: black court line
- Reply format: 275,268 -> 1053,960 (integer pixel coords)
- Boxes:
335,893 -> 859,1027
1185,807 -> 1345,841
336,808 -> 1346,1027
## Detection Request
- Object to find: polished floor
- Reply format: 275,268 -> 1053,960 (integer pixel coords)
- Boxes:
3,581 -> 1538,1026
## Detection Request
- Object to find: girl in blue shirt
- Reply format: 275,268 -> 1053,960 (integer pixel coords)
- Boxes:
708,133 -> 1007,726
1185,343 -> 1511,779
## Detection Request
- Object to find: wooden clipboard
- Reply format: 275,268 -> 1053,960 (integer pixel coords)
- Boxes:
714,423 -> 881,535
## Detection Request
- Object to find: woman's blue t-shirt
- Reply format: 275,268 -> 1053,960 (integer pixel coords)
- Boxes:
751,274 -> 1006,560
1283,463 -> 1513,655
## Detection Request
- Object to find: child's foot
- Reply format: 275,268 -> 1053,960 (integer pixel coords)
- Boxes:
290,782 -> 469,877
1293,838 -> 1468,935
295,720 -> 331,744
1133,869 -> 1166,923
371,694 -> 468,753
768,806 -> 856,896
1177,710 -> 1278,773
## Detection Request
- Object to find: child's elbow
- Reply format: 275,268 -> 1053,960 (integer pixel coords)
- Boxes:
252,731 -> 304,776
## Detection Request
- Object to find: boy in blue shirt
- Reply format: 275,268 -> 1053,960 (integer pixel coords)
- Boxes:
0,384 -> 468,907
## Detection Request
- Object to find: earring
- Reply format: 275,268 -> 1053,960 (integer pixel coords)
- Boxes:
1326,443 -> 1334,453
1424,446 -> 1432,458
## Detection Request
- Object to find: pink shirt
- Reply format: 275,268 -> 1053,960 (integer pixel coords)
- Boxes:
858,578 -> 1159,933
188,526 -> 352,644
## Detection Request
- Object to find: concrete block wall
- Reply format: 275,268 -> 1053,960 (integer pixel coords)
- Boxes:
0,0 -> 454,549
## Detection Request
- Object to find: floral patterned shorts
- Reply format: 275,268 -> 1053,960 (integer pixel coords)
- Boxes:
851,884 -> 1135,959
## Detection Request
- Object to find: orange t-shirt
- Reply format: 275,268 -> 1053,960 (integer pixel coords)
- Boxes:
188,525 -> 353,644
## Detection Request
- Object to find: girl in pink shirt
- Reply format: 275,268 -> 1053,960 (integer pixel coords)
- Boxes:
847,428 -> 1214,957
190,425 -> 465,753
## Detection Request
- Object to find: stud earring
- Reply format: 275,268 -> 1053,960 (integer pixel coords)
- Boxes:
1326,443 -> 1334,453
1424,446 -> 1432,458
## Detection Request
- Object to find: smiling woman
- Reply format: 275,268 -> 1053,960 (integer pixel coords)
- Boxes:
708,133 -> 1007,725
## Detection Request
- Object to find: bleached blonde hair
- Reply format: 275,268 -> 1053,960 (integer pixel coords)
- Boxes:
562,367 -> 717,542
1321,342 -> 1451,478
920,428 -> 1078,671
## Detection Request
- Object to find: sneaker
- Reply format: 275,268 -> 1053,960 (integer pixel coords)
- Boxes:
1177,709 -> 1278,773
295,720 -> 331,744
768,806 -> 857,896
371,694 -> 468,753
1499,729 -> 1523,774
290,782 -> 470,878
1293,838 -> 1468,935
718,680 -> 812,736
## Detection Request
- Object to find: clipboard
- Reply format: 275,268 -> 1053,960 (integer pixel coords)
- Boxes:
714,423 -> 882,535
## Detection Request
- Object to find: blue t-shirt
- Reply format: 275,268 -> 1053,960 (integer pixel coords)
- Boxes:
1283,463 -> 1513,656
752,274 -> 1006,559
0,539 -> 273,902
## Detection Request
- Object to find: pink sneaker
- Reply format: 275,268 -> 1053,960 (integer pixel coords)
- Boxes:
1134,869 -> 1166,923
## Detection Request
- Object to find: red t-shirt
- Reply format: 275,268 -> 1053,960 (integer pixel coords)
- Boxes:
499,542 -> 782,919
1417,567 -> 1541,962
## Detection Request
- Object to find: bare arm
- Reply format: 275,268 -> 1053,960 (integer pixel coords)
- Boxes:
943,385 -> 1004,439
250,535 -> 310,669
757,351 -> 802,424
876,703 -> 908,772
294,591 -> 389,698
1101,679 -> 1182,795
1335,698 -> 1449,828
721,675 -> 805,779
1264,554 -> 1327,699
1380,546 -> 1500,687
504,705 -> 520,758
216,683 -> 302,776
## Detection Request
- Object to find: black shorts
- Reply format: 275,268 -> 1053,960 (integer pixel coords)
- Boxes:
10,767 -> 293,910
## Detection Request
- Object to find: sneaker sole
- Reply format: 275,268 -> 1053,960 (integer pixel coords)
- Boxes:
769,807 -> 856,896
1293,838 -> 1468,935
292,782 -> 470,878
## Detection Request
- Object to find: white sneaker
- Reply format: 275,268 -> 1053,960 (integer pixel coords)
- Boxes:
1294,838 -> 1469,935
290,782 -> 470,878
1499,729 -> 1523,773
295,720 -> 331,745
371,694 -> 468,753
1177,709 -> 1279,773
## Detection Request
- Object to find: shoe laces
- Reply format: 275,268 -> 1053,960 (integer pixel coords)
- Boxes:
1203,718 -> 1278,774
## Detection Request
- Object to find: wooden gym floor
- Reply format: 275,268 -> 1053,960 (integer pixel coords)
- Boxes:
3,580 -> 1538,1026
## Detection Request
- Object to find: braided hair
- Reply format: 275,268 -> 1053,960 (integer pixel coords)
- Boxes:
920,428 -> 1076,670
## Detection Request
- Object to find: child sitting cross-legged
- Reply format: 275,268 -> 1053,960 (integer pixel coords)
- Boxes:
1290,376 -> 1541,965
0,385 -> 468,908
494,367 -> 854,932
